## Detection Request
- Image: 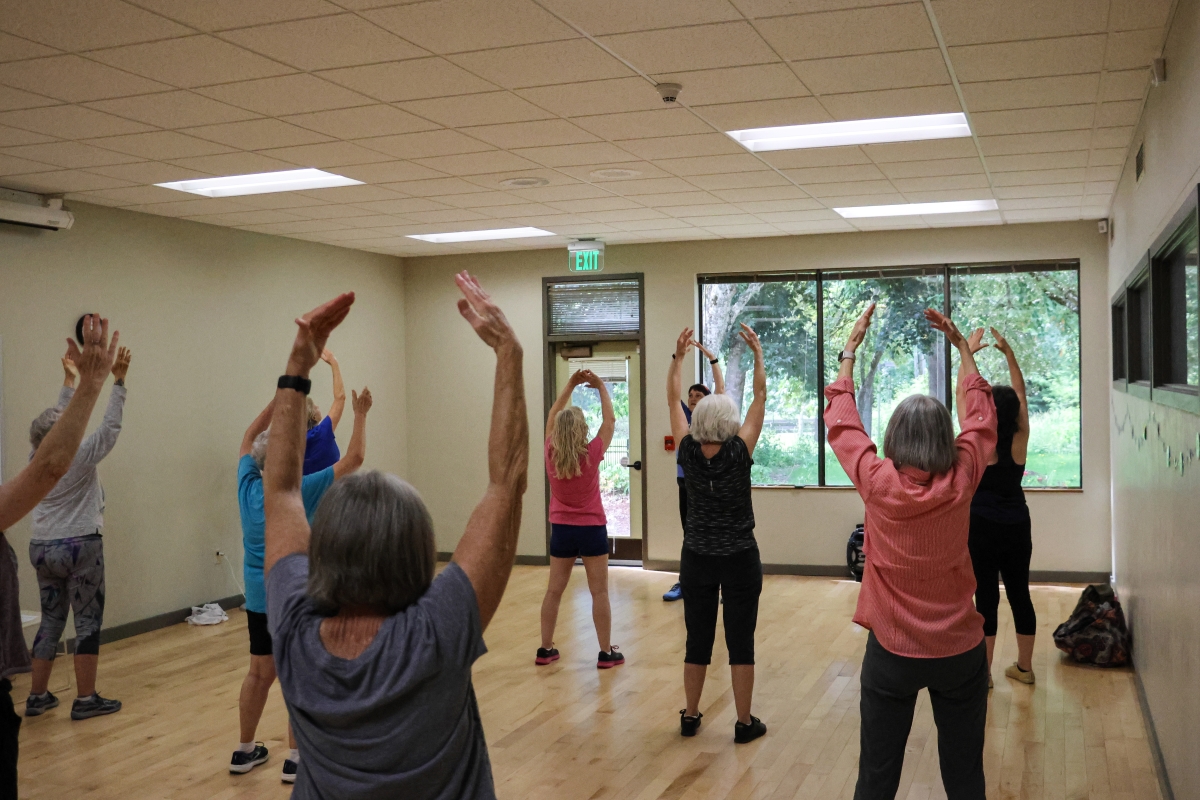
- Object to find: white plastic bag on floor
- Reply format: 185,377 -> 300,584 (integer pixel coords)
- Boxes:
186,603 -> 228,625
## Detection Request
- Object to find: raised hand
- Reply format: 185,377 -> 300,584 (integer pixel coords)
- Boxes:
320,348 -> 335,364
738,323 -> 762,356
925,308 -> 966,348
581,369 -> 604,389
62,350 -> 79,385
67,314 -> 119,388
990,327 -> 1013,356
352,387 -> 372,416
966,328 -> 988,355
111,347 -> 132,381
675,327 -> 694,359
691,340 -> 715,360
456,271 -> 518,351
288,293 -> 355,376
845,302 -> 876,353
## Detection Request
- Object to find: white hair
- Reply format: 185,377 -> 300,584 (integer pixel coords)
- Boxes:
251,429 -> 270,469
690,394 -> 741,444
29,407 -> 61,450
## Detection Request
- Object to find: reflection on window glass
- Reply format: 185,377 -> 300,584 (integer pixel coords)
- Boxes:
700,280 -> 818,485
1186,243 -> 1198,386
950,268 -> 1081,488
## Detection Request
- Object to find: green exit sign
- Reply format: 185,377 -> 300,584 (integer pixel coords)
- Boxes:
568,241 -> 604,273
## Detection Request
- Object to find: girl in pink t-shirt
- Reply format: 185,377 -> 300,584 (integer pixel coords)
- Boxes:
538,370 -> 624,669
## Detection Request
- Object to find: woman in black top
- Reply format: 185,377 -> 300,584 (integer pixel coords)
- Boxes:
667,324 -> 767,744
961,328 -> 1035,687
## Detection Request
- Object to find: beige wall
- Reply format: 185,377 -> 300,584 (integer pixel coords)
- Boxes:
405,220 -> 1111,575
0,202 -> 407,628
1107,0 -> 1200,797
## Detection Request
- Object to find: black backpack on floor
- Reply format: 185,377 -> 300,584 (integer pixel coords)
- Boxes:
1052,584 -> 1131,667
847,524 -> 865,582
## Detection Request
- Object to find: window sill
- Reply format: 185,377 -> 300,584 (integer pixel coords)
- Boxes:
1127,382 -> 1152,401
1112,379 -> 1128,393
1152,384 -> 1200,414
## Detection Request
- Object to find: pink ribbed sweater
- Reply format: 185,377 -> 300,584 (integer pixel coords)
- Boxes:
824,374 -> 997,658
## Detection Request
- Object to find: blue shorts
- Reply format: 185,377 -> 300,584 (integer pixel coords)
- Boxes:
550,523 -> 610,559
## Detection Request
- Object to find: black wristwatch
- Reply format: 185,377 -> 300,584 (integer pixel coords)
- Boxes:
277,374 -> 312,395
709,358 -> 718,365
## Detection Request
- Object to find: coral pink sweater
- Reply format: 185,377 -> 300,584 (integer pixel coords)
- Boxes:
824,374 -> 997,658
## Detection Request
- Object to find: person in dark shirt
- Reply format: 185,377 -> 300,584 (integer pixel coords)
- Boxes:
303,348 -> 346,474
666,323 -> 767,745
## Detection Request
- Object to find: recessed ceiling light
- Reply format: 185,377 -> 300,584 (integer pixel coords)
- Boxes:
727,113 -> 971,152
407,227 -> 556,243
834,199 -> 998,218
155,168 -> 363,197
500,177 -> 549,188
590,168 -> 642,180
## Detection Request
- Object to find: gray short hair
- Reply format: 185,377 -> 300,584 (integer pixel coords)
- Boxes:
29,407 -> 61,450
690,394 -> 741,444
251,430 -> 270,469
883,394 -> 956,474
307,471 -> 436,615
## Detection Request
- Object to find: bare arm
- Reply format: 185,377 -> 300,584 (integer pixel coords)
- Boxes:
991,328 -> 1030,463
545,370 -> 585,441
956,329 -> 987,429
695,341 -> 725,395
332,389 -> 370,480
583,370 -> 616,451
450,272 -> 529,632
322,349 -> 346,431
0,316 -> 117,531
736,324 -> 766,456
240,398 -> 276,458
926,309 -> 980,380
836,303 -> 876,387
667,328 -> 692,448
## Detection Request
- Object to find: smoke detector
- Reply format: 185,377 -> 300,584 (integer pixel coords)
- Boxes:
500,176 -> 549,188
656,83 -> 682,103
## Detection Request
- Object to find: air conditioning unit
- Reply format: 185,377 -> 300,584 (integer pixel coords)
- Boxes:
0,188 -> 74,231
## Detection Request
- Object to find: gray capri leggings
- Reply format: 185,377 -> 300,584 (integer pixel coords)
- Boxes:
29,534 -> 106,659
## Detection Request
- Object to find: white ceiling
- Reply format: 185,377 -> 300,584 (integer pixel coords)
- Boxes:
0,0 -> 1171,256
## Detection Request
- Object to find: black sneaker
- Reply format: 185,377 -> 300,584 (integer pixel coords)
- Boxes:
734,716 -> 767,744
535,647 -> 560,665
680,710 -> 703,737
230,743 -> 269,774
281,759 -> 298,783
70,693 -> 121,720
597,646 -> 625,669
24,691 -> 59,717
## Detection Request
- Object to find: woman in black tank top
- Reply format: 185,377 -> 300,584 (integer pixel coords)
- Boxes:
960,328 -> 1036,688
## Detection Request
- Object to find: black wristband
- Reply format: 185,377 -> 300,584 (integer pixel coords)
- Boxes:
709,358 -> 718,365
277,374 -> 312,395
671,353 -> 676,360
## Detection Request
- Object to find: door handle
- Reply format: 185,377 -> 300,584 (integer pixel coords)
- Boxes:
629,460 -> 642,471
619,457 -> 642,470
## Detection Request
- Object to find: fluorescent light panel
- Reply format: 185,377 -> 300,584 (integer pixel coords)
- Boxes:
834,200 -> 999,218
156,169 -> 362,197
407,227 -> 555,244
728,113 -> 971,152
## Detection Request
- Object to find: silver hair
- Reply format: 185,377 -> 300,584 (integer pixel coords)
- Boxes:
882,394 -> 956,474
307,471 -> 436,615
251,429 -> 270,469
29,407 -> 62,450
690,394 -> 741,444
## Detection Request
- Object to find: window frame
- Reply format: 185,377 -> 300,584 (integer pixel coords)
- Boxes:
1124,261 -> 1154,400
1148,187 -> 1200,413
1111,292 -> 1128,390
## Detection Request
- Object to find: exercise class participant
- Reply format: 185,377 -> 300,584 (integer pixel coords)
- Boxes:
667,323 -> 766,744
25,345 -> 132,721
963,327 -> 1035,686
538,368 -> 623,669
261,272 -> 527,798
0,315 -> 117,797
303,348 -> 346,474
231,384 -> 370,782
664,340 -> 724,602
825,304 -> 995,800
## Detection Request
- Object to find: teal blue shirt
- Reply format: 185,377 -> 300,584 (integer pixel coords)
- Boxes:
237,454 -> 334,614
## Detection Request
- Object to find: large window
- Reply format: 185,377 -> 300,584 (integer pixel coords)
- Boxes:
699,262 -> 1082,488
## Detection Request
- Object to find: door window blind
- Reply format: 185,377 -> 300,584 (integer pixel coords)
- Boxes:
548,280 -> 640,336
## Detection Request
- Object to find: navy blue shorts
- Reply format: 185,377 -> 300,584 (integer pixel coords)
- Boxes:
550,523 -> 610,559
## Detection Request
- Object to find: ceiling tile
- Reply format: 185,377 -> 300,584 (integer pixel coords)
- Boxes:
122,0 -> 343,31
655,64 -> 811,107
751,209 -> 840,223
554,161 -> 676,182
166,151 -> 298,174
0,32 -> 60,62
0,125 -> 55,148
411,150 -> 542,176
1090,126 -> 1134,148
659,202 -> 743,217
825,191 -> 906,205
694,97 -> 830,130
0,105 -> 154,138
716,185 -> 809,201
87,161 -> 213,183
960,74 -> 1100,113
86,91 -> 263,128
898,187 -> 993,202
618,133 -> 745,160
2,140 -> 143,168
548,197 -> 644,213
433,191 -> 528,208
197,74 -> 375,116
1099,69 -> 1149,102
992,183 -> 1084,199
0,152 -> 56,174
0,0 -> 192,51
448,40 -> 633,89
185,208 -> 307,226
1094,100 -> 1143,128
948,36 -> 1106,82
599,22 -> 778,73
289,203 -> 383,219
977,130 -> 1092,156
588,176 -> 699,195
876,157 -> 983,178
1083,179 -> 1115,194
221,14 -> 428,70
986,151 -> 1089,171
1108,0 -> 1172,32
88,36 -> 295,88
300,184 -> 408,203
356,129 -> 493,159
625,190 -> 716,206
88,131 -> 237,160
731,0 -> 906,18
1086,165 -> 1121,182
861,137 -> 979,162
689,171 -> 791,190
364,0 -> 577,53
733,197 -> 824,212
183,119 -> 332,150
657,153 -> 770,176
337,160 -> 447,182
515,77 -> 660,118
586,208 -> 670,222
474,202 -> 564,217
208,191 -> 325,210
997,196 -> 1084,210
970,105 -> 1095,136
0,55 -> 171,102
1105,29 -> 1164,71
70,183 -> 204,205
400,208 -> 492,224
318,59 -> 498,102
929,0 -> 1106,46
0,85 -> 59,112
385,177 -> 491,196
282,105 -> 438,138
1001,208 -> 1083,221
820,85 -> 961,120
398,92 -> 554,128
792,50 -> 950,95
256,141 -> 398,167
781,163 -> 886,183
802,179 -> 897,197
324,198 -> 451,215
123,197 -> 254,216
573,108 -> 713,140
1087,147 -> 1126,167
510,183 -> 609,202
540,0 -> 741,34
890,173 -> 990,191
759,146 -> 873,168
756,4 -> 937,61
2,168 -> 135,193
239,218 -> 352,234
511,142 -> 639,167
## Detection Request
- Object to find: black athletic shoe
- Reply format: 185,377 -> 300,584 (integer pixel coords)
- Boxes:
230,743 -> 269,774
597,646 -> 625,669
24,691 -> 59,717
70,693 -> 121,720
680,710 -> 703,736
281,759 -> 298,783
535,647 -> 560,665
734,716 -> 767,744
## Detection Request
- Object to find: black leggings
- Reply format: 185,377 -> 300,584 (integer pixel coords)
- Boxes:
968,514 -> 1036,637
680,546 -> 762,665
677,477 -> 687,529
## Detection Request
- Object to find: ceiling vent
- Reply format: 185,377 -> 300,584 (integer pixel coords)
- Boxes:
500,176 -> 549,188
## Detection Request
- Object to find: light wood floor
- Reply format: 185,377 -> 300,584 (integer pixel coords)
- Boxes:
13,566 -> 1162,799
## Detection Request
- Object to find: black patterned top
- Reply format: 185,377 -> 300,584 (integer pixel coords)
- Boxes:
678,435 -> 757,556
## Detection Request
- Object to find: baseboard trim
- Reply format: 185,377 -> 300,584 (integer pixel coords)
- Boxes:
63,594 -> 245,653
1028,571 -> 1110,584
1134,671 -> 1176,800
436,552 -> 550,566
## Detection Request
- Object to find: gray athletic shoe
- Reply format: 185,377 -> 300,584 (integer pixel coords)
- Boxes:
70,692 -> 122,720
24,691 -> 59,717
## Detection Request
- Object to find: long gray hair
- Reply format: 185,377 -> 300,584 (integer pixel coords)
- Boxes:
307,471 -> 436,615
882,395 -> 956,474
29,407 -> 62,450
